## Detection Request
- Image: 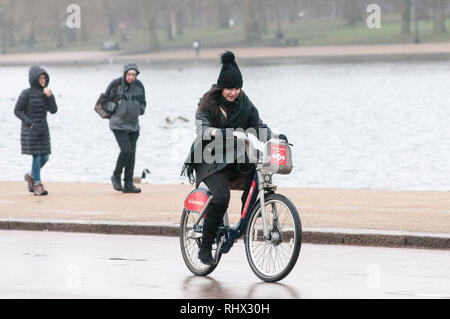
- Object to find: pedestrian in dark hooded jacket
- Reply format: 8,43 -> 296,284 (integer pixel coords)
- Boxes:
14,66 -> 58,196
181,51 -> 288,265
101,62 -> 146,193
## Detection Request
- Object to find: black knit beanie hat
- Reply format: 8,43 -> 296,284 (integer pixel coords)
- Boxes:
217,51 -> 243,89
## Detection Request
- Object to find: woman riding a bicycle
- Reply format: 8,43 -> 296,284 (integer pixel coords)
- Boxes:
181,51 -> 288,266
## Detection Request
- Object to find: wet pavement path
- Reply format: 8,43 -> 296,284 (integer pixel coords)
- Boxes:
1,230 -> 449,299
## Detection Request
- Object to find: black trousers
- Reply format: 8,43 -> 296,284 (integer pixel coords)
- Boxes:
201,164 -> 255,248
112,129 -> 139,184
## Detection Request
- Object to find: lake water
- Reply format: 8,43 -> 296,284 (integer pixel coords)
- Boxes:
1,60 -> 449,191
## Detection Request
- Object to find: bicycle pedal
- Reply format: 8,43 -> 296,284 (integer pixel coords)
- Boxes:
187,229 -> 202,239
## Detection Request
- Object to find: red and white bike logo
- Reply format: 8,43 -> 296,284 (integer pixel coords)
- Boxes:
184,191 -> 209,212
271,145 -> 287,166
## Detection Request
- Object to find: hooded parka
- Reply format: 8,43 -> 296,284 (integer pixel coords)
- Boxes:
14,66 -> 58,155
102,62 -> 146,132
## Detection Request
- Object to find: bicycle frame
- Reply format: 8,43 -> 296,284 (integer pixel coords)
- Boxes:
184,135 -> 289,263
189,163 -> 278,256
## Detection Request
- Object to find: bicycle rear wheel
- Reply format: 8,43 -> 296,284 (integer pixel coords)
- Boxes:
179,209 -> 220,276
244,193 -> 302,282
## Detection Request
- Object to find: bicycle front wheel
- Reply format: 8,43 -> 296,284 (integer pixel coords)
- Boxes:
244,193 -> 302,282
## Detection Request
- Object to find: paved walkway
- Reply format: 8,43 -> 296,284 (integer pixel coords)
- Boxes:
1,42 -> 450,65
1,181 -> 449,235
1,181 -> 449,249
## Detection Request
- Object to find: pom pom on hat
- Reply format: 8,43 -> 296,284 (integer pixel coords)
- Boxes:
217,51 -> 243,89
221,51 -> 236,65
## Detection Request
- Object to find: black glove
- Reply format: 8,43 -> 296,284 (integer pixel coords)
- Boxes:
278,134 -> 288,143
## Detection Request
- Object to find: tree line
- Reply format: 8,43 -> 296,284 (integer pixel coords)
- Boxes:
0,0 -> 448,53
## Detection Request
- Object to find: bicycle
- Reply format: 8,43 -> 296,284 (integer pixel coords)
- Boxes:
180,132 -> 302,282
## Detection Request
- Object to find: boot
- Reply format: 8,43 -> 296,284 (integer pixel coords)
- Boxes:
198,202 -> 227,265
111,174 -> 123,191
198,245 -> 215,265
123,182 -> 141,193
33,183 -> 48,196
25,173 -> 34,193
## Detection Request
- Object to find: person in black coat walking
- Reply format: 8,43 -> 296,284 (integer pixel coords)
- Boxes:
14,66 -> 58,196
101,62 -> 147,193
181,51 -> 288,265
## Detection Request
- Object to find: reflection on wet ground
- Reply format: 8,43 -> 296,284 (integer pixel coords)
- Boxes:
181,276 -> 300,299
1,231 -> 449,298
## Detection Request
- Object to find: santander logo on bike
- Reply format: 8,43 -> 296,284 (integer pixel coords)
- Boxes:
271,145 -> 287,166
187,198 -> 205,206
184,191 -> 209,212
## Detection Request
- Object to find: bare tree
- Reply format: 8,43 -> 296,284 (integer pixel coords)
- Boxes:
343,0 -> 362,25
433,0 -> 447,33
165,0 -> 186,40
50,0 -> 65,47
216,0 -> 230,29
288,0 -> 301,23
256,0 -> 269,33
143,0 -> 161,51
244,0 -> 262,43
274,0 -> 283,36
104,0 -> 117,35
401,0 -> 412,34
0,1 -> 6,53
166,0 -> 175,40
6,0 -> 15,47
27,0 -> 37,47
175,1 -> 185,36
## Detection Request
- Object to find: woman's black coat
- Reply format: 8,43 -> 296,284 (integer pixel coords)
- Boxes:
14,66 -> 58,155
182,86 -> 274,188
